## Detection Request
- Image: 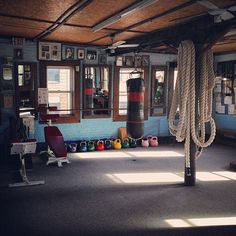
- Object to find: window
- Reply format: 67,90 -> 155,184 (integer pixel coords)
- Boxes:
113,67 -> 149,121
151,66 -> 167,116
47,66 -> 74,115
83,66 -> 111,117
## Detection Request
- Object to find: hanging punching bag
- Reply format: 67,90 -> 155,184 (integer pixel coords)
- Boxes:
126,72 -> 145,139
84,78 -> 93,115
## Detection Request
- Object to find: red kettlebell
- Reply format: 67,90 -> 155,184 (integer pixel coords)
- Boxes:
96,140 -> 105,151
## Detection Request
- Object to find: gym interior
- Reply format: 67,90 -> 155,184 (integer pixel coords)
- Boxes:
0,1 -> 236,235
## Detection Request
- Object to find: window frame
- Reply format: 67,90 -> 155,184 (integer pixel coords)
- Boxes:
150,65 -> 167,116
82,65 -> 112,119
39,61 -> 80,123
113,66 -> 149,122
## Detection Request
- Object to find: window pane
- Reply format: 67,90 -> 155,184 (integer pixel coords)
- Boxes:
47,66 -> 73,115
84,66 -> 110,116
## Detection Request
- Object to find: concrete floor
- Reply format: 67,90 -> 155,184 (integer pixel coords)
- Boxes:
0,143 -> 236,236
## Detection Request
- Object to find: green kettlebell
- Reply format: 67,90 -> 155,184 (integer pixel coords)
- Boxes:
122,138 -> 130,148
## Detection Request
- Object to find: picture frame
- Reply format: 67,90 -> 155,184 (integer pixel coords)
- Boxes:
65,47 -> 74,59
134,55 -> 142,67
3,95 -> 14,109
14,48 -> 23,60
142,55 -> 150,66
98,54 -> 107,65
38,42 -> 61,61
116,56 -> 123,66
125,56 -> 134,67
3,67 -> 13,80
77,49 -> 85,59
86,50 -> 97,60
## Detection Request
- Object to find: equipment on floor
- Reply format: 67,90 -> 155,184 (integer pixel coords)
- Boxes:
129,139 -> 137,148
122,138 -> 130,148
141,138 -> 149,147
9,139 -> 45,187
44,126 -> 70,167
79,141 -> 87,152
87,141 -> 95,151
104,139 -> 112,150
69,143 -> 77,153
113,138 -> 122,149
149,136 -> 158,147
126,70 -> 145,140
96,140 -> 105,151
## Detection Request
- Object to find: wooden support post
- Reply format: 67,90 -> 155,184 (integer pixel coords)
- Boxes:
184,44 -> 202,186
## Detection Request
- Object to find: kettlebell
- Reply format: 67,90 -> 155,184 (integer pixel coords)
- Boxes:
96,140 -> 105,151
79,141 -> 87,152
141,138 -> 149,147
130,139 -> 137,148
69,143 -> 77,153
113,138 -> 122,150
150,136 -> 158,147
87,141 -> 95,151
122,138 -> 130,148
104,139 -> 112,150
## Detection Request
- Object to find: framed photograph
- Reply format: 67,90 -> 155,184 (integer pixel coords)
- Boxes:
98,54 -> 107,65
134,55 -> 142,67
142,55 -> 150,66
38,42 -> 61,61
116,56 -> 123,66
86,50 -> 97,60
65,47 -> 74,59
125,56 -> 134,66
3,67 -> 13,80
14,48 -> 23,60
77,49 -> 85,59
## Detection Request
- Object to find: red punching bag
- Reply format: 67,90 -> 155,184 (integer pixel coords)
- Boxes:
126,72 -> 145,139
84,77 -> 93,115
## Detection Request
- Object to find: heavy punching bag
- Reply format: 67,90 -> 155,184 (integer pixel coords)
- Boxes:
84,77 -> 93,115
126,72 -> 145,139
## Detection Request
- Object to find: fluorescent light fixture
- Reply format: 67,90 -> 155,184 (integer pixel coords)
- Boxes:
92,0 -> 159,32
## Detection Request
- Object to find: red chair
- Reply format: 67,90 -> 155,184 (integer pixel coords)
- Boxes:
44,126 -> 70,167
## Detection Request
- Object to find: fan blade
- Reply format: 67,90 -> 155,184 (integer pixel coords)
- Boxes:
118,44 -> 139,48
209,9 -> 226,16
228,5 -> 236,12
221,11 -> 235,21
112,40 -> 126,47
197,0 -> 219,10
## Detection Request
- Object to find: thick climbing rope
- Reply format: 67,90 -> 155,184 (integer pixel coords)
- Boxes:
168,40 -> 216,168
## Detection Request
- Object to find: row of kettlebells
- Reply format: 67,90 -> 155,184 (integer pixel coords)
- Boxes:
67,135 -> 158,153
67,138 -> 138,152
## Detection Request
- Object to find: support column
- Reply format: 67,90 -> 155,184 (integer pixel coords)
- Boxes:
184,44 -> 202,186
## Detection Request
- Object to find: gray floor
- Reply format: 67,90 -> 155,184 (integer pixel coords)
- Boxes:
0,143 -> 236,236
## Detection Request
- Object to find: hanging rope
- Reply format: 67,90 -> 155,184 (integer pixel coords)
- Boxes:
168,40 -> 216,168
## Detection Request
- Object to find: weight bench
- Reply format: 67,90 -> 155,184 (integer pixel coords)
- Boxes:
9,140 -> 45,187
44,126 -> 70,167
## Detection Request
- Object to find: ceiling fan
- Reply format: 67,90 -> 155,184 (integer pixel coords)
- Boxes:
197,1 -> 236,23
105,35 -> 139,53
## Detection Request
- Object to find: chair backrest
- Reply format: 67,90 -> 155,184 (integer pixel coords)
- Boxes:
44,126 -> 67,157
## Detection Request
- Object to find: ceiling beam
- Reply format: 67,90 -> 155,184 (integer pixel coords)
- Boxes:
33,0 -> 93,40
89,0 -> 198,44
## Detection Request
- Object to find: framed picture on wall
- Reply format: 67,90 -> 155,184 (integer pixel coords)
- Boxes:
86,50 -> 97,60
14,48 -> 23,60
38,42 -> 61,61
77,49 -> 85,59
125,56 -> 134,66
65,47 -> 74,59
98,54 -> 107,65
134,55 -> 142,67
116,56 -> 123,66
142,55 -> 150,66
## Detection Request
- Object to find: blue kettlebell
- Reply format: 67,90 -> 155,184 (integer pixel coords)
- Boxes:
79,141 -> 87,152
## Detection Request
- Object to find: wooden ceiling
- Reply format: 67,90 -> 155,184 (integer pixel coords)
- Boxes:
0,0 -> 236,54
